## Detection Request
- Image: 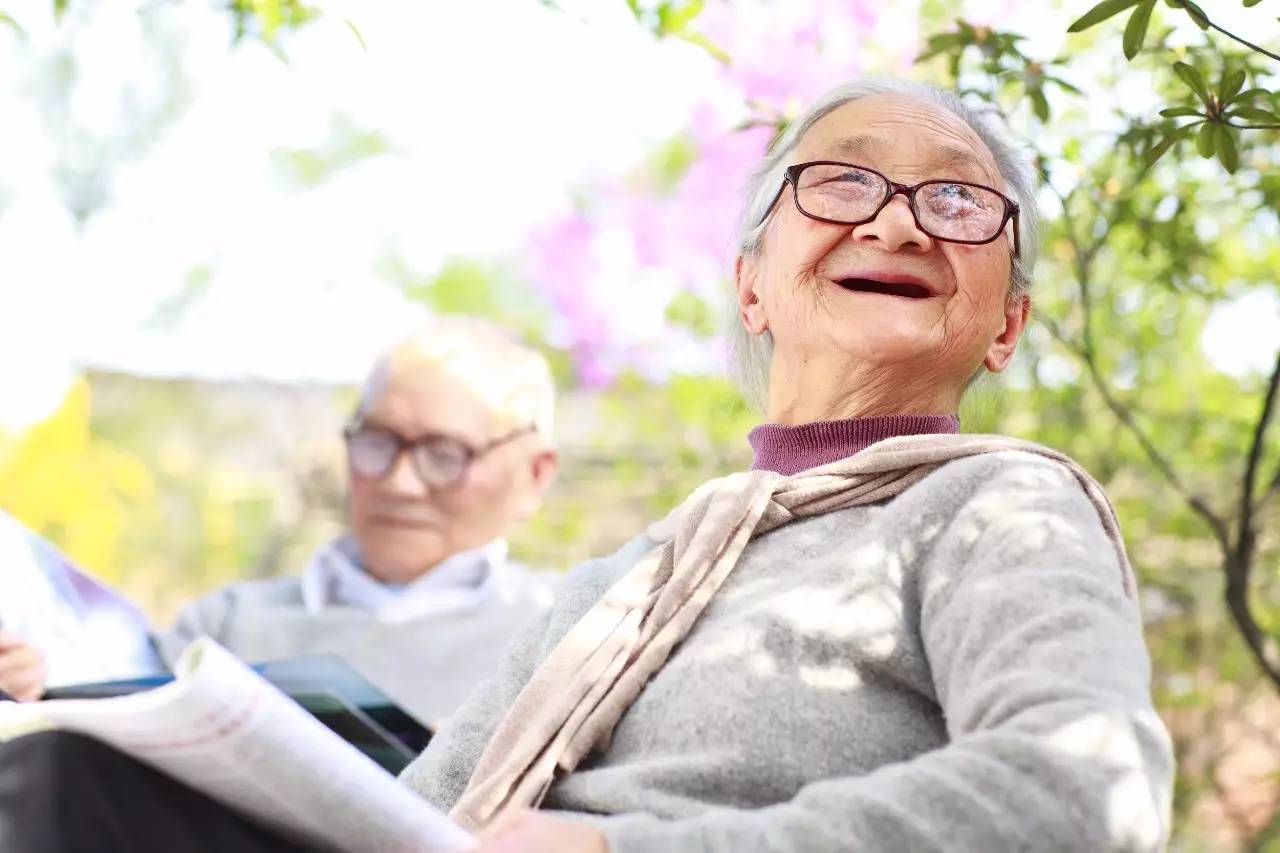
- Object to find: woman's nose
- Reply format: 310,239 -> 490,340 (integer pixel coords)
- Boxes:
851,195 -> 933,253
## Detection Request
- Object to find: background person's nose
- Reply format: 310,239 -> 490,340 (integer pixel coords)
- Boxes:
384,449 -> 429,496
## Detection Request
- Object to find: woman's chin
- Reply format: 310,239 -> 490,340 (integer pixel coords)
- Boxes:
827,324 -> 944,366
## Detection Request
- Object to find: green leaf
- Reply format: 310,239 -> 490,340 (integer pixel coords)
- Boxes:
657,0 -> 703,35
342,17 -> 367,52
678,30 -> 729,63
1159,106 -> 1203,118
1146,121 -> 1198,167
0,11 -> 26,40
1196,121 -> 1217,158
1029,87 -> 1050,122
53,0 -> 68,21
1228,106 -> 1280,123
1046,75 -> 1083,95
1123,0 -> 1156,60
1242,0 -> 1261,6
251,0 -> 283,41
1215,125 -> 1239,173
915,31 -> 968,63
1180,0 -> 1210,28
1067,0 -> 1141,33
1219,69 -> 1246,103
1173,62 -> 1211,104
925,31 -> 969,48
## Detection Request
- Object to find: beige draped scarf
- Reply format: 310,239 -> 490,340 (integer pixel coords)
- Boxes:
449,434 -> 1133,830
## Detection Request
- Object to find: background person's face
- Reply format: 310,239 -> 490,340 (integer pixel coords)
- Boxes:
345,359 -> 551,584
739,94 -> 1025,403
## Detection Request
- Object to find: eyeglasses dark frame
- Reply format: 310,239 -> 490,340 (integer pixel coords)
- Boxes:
342,417 -> 536,490
758,161 -> 1021,257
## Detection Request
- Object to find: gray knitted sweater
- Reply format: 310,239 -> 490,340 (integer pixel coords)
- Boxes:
400,450 -> 1174,851
153,563 -> 553,726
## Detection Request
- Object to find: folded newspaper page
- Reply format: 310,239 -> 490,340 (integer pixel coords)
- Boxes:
0,510 -> 164,686
0,638 -> 474,853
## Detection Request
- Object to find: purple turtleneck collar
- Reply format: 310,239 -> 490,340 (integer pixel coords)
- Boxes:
748,414 -> 960,476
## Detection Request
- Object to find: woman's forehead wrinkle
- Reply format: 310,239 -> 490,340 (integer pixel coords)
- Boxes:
808,99 -> 1000,185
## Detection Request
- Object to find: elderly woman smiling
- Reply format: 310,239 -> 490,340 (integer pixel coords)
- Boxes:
402,79 -> 1175,853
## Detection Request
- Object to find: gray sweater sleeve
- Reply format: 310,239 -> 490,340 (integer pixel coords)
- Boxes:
398,534 -> 657,809
151,588 -> 238,668
588,453 -> 1173,853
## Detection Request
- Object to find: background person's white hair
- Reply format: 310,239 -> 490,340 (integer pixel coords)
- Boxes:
727,77 -> 1042,409
357,316 -> 557,440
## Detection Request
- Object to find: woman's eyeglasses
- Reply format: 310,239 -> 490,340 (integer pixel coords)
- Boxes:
759,161 -> 1020,256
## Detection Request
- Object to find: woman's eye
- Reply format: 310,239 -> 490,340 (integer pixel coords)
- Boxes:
926,184 -> 982,215
826,171 -> 875,186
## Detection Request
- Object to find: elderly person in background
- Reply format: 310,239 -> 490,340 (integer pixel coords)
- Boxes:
0,316 -> 559,727
404,78 -> 1174,852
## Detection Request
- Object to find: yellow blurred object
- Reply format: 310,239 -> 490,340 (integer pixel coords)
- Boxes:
0,378 -> 154,584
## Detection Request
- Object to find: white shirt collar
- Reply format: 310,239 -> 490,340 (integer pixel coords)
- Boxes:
301,535 -> 508,622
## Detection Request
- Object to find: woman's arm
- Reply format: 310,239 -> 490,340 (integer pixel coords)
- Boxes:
573,452 -> 1174,853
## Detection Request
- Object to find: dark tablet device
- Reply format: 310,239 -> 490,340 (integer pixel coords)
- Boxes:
254,655 -> 434,756
44,653 -> 434,765
290,691 -> 418,774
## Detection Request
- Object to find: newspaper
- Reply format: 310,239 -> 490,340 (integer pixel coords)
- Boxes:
0,638 -> 474,852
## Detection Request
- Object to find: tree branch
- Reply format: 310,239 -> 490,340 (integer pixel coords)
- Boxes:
1224,348 -> 1280,694
1225,122 -> 1280,131
1176,0 -> 1280,63
1040,314 -> 1233,553
1263,465 -> 1280,509
1224,556 -> 1280,693
1046,185 -> 1233,551
1242,348 -> 1280,526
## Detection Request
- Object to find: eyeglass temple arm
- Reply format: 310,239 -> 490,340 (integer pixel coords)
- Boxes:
756,181 -> 791,229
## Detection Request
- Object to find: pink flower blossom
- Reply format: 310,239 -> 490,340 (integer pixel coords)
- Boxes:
523,0 -> 910,387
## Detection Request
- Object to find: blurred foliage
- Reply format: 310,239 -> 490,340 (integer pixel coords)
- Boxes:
0,381 -> 153,584
270,114 -> 390,189
615,0 -> 729,61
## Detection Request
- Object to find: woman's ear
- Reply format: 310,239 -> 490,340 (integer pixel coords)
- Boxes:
735,254 -> 769,335
984,291 -> 1030,373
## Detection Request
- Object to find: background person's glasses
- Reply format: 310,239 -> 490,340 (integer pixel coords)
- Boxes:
342,420 -> 535,490
760,161 -> 1021,255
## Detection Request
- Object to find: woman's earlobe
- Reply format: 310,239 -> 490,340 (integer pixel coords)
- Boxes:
984,292 -> 1030,373
735,255 -> 769,335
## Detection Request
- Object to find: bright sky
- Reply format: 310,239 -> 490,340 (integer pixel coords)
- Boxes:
0,0 -> 1276,430
0,0 -> 718,428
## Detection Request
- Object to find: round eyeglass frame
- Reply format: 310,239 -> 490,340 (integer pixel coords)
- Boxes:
758,161 -> 1021,256
342,418 -> 536,490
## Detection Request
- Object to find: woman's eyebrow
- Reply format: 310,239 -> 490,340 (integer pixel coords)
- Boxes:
827,135 -> 991,180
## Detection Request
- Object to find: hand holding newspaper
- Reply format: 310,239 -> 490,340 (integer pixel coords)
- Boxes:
0,638 -> 475,853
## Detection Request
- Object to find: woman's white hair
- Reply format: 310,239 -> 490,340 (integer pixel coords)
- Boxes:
727,77 -> 1042,409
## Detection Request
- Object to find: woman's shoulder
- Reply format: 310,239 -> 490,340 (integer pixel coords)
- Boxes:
542,532 -> 659,626
915,442 -> 1101,510
901,441 -> 1133,590
895,441 -> 1126,562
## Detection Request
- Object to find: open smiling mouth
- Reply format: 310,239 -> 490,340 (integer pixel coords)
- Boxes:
836,278 -> 933,299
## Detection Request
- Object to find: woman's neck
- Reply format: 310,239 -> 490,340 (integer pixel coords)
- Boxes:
765,356 -> 962,425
